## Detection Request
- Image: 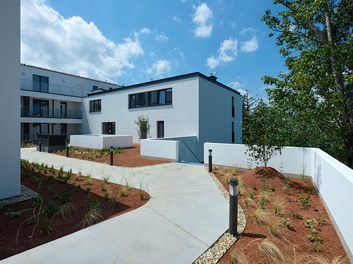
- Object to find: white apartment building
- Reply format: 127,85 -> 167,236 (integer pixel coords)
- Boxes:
82,73 -> 242,161
0,0 -> 20,199
20,64 -> 120,142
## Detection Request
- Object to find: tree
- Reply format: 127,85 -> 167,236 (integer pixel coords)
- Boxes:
135,115 -> 150,140
241,91 -> 257,143
262,0 -> 353,167
245,100 -> 284,167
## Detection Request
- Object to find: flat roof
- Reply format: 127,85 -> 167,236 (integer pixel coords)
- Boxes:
87,72 -> 240,96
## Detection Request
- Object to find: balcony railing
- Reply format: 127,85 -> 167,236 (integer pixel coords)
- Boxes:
21,79 -> 85,97
21,106 -> 82,119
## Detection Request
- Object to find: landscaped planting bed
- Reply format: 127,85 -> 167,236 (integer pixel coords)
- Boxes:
0,160 -> 149,260
55,144 -> 169,167
213,166 -> 349,264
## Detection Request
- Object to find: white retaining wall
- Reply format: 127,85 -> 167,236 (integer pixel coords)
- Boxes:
70,135 -> 133,149
204,143 -> 353,259
140,139 -> 179,161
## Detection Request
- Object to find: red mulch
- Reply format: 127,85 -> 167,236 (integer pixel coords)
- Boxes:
0,164 -> 149,260
213,166 -> 349,263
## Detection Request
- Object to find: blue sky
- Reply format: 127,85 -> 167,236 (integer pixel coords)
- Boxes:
21,0 -> 285,97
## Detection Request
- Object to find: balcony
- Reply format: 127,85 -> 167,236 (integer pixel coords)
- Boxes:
21,79 -> 85,97
21,106 -> 82,119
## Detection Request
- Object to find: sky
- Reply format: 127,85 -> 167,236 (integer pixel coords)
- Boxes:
20,0 -> 286,98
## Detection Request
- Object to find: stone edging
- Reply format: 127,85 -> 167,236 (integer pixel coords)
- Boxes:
193,170 -> 246,264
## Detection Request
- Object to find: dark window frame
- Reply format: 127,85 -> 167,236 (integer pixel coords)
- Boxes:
129,88 -> 172,109
89,99 -> 101,113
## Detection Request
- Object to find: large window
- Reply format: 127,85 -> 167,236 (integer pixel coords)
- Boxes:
89,99 -> 101,112
129,88 -> 172,109
33,99 -> 49,117
232,96 -> 235,118
33,75 -> 49,92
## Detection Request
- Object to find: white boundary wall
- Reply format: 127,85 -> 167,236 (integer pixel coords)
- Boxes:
70,135 -> 133,149
204,143 -> 353,259
141,139 -> 179,161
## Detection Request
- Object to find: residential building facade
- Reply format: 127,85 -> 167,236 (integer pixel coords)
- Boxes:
20,64 -> 120,142
82,73 -> 242,161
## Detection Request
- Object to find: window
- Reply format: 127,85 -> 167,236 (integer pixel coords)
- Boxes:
33,75 -> 49,92
89,99 -> 101,112
157,121 -> 164,138
232,122 -> 235,143
102,122 -> 116,134
33,99 -> 49,117
60,123 -> 67,135
92,85 -> 98,91
232,96 -> 235,118
129,88 -> 172,109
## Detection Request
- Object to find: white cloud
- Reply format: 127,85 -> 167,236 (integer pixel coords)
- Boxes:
236,88 -> 248,96
173,15 -> 182,23
207,38 -> 238,69
239,27 -> 256,35
192,3 -> 213,38
146,60 -> 171,77
240,36 -> 258,52
228,81 -> 247,95
155,31 -> 168,42
21,0 -> 144,82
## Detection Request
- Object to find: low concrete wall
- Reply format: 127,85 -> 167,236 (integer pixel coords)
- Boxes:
70,134 -> 133,149
204,142 -> 353,260
141,139 -> 179,161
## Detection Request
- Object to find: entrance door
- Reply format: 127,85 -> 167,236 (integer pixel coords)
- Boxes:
60,102 -> 67,118
157,121 -> 164,138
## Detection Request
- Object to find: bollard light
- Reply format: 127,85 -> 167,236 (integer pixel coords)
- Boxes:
110,146 -> 114,166
229,177 -> 239,237
66,142 -> 69,157
208,149 -> 213,172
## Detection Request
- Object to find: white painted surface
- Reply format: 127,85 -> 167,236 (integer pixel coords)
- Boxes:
70,135 -> 133,149
0,0 -> 20,199
204,142 -> 353,259
141,139 -> 179,161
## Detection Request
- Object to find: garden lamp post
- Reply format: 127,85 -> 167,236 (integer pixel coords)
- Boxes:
110,146 -> 114,166
208,149 -> 212,172
229,177 -> 238,236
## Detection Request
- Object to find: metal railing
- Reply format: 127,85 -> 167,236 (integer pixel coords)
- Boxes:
21,79 -> 85,97
21,106 -> 82,119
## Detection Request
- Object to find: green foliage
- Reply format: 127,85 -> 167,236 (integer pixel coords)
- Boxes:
135,115 -> 150,140
80,201 -> 103,228
262,0 -> 353,167
300,194 -> 311,210
244,100 -> 284,167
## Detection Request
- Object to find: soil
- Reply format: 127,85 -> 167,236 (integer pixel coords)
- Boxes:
213,166 -> 349,264
0,162 -> 149,260
55,144 -> 169,167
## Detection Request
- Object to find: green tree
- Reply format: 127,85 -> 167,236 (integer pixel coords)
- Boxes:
135,115 -> 150,140
245,100 -> 284,167
262,0 -> 353,167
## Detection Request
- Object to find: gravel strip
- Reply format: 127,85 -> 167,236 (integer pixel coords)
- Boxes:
0,185 -> 38,206
193,170 -> 247,264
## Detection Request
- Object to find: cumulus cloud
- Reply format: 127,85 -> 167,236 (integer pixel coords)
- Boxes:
146,60 -> 171,77
192,3 -> 213,38
240,36 -> 258,52
21,0 -> 144,82
207,38 -> 238,69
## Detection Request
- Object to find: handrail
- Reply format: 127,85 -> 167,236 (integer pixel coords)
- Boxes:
179,140 -> 202,163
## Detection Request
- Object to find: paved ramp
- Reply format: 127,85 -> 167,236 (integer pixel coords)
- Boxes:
1,148 -> 228,264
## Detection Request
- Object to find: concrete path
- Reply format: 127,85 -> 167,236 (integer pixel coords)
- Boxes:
2,148 -> 228,264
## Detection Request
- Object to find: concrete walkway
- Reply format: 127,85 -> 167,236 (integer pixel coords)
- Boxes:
2,148 -> 228,264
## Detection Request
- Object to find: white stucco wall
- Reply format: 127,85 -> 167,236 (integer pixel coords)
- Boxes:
82,77 -> 200,143
0,0 -> 20,199
204,143 -> 353,260
140,139 -> 179,161
198,78 -> 242,160
70,135 -> 133,149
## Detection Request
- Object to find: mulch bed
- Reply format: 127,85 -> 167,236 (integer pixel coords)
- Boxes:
0,162 -> 149,260
213,166 -> 349,263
